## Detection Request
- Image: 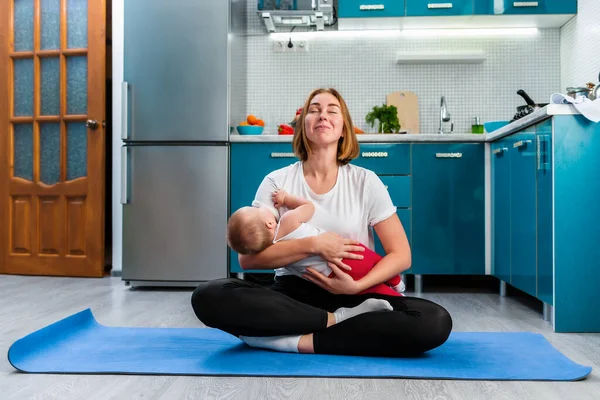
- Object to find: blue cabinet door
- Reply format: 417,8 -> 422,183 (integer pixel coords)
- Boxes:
412,144 -> 485,275
536,120 -> 553,305
406,0 -> 473,16
509,132 -> 537,297
474,0 -> 493,14
338,0 -> 405,18
499,0 -> 576,15
229,143 -> 297,273
492,138 -> 511,284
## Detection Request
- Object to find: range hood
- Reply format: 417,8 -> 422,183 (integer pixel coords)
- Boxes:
258,0 -> 335,33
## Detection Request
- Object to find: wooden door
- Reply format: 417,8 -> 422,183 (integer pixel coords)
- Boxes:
0,0 -> 106,277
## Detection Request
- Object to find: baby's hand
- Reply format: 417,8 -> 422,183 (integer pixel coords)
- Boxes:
272,189 -> 288,209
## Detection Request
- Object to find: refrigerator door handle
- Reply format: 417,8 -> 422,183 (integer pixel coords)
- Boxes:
121,82 -> 129,140
121,147 -> 130,204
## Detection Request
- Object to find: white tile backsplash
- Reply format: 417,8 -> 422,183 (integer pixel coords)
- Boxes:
233,29 -> 560,135
560,0 -> 600,91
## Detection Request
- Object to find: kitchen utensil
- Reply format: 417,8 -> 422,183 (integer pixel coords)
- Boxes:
591,72 -> 600,101
512,90 -> 549,122
566,86 -> 593,98
386,91 -> 419,134
237,125 -> 264,135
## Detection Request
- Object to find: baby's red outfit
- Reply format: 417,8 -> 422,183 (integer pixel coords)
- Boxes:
334,244 -> 403,297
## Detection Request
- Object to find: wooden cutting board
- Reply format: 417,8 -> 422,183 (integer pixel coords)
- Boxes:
386,91 -> 419,134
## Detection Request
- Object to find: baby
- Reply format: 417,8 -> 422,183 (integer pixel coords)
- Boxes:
227,189 -> 403,296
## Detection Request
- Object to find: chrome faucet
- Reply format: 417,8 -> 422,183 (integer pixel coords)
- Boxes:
439,96 -> 452,134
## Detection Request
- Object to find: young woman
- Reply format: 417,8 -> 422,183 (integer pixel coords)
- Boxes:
191,88 -> 452,357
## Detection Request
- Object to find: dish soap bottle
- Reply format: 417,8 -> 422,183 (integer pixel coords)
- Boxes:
472,117 -> 484,134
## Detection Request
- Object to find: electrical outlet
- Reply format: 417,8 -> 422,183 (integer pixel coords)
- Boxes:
272,40 -> 309,53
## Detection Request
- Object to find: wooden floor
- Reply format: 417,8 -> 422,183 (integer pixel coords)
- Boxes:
1,275 -> 599,400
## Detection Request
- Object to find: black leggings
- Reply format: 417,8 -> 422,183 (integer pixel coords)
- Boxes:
191,275 -> 453,357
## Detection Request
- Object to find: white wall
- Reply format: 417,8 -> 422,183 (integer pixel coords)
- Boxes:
560,0 -> 600,90
111,0 -> 123,272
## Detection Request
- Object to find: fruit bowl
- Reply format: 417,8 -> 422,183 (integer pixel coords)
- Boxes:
237,125 -> 264,135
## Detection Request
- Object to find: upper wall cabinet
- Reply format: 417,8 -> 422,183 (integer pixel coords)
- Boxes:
337,0 -> 577,30
406,0 -> 473,17
337,0 -> 405,19
491,0 -> 577,15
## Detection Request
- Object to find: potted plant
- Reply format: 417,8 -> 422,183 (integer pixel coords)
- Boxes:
365,104 -> 401,134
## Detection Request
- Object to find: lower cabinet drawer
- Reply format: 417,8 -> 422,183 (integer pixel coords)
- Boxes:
353,143 -> 410,175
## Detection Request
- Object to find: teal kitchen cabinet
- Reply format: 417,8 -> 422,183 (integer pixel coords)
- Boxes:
229,143 -> 297,273
508,131 -> 537,298
536,119 -> 553,306
498,0 -> 577,15
337,0 -> 405,18
491,137 -> 511,284
411,143 -> 485,275
229,142 -> 412,275
552,115 -> 600,332
353,144 -> 412,273
406,0 -> 473,17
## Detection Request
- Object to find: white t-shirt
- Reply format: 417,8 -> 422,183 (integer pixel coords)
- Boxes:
273,222 -> 329,278
252,161 -> 397,277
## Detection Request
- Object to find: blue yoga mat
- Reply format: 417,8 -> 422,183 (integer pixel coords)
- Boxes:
8,309 -> 591,380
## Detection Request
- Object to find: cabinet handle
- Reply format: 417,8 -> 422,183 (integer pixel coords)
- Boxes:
359,4 -> 385,10
513,1 -> 538,7
536,135 -> 541,170
537,135 -> 550,171
428,3 -> 453,9
493,147 -> 508,155
121,147 -> 129,204
513,139 -> 532,148
435,152 -> 462,158
270,152 -> 296,158
362,151 -> 388,158
121,82 -> 129,140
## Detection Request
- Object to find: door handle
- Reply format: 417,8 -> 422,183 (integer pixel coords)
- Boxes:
537,135 -> 550,171
435,152 -> 462,158
428,3 -> 453,9
359,4 -> 385,10
121,82 -> 129,140
270,152 -> 296,158
513,1 -> 538,7
536,135 -> 541,170
121,147 -> 130,204
493,147 -> 508,155
513,139 -> 532,148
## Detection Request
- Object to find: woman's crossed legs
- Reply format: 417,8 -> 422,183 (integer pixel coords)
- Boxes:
191,276 -> 452,357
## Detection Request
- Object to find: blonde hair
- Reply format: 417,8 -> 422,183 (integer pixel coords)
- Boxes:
226,207 -> 273,255
292,88 -> 360,165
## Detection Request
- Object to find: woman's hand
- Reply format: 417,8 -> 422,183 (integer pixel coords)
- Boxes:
304,263 -> 361,295
314,232 -> 364,271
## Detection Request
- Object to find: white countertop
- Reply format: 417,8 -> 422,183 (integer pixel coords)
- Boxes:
229,104 -> 580,143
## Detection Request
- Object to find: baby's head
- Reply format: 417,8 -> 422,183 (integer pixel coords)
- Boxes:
227,206 -> 277,255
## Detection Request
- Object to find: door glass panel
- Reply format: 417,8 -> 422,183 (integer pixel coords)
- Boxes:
14,0 -> 34,51
13,124 -> 34,181
67,122 -> 87,180
67,56 -> 88,114
40,123 -> 61,184
41,0 -> 61,50
41,57 -> 60,115
67,0 -> 88,48
13,58 -> 34,117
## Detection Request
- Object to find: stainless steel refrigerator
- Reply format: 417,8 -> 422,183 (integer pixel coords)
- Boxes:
121,0 -> 229,286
